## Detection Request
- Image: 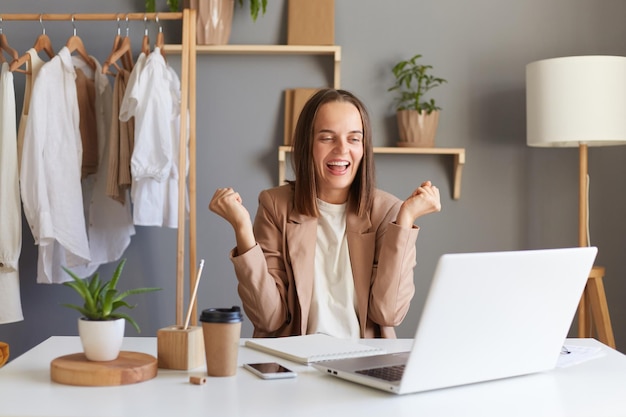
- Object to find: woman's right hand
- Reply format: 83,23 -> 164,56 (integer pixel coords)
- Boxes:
395,180 -> 441,228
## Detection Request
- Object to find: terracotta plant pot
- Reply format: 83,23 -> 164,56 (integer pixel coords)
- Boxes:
190,0 -> 235,45
396,109 -> 440,148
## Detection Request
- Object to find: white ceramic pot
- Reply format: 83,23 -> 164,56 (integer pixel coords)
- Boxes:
78,317 -> 125,361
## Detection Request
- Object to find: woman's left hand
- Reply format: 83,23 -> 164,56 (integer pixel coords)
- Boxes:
395,181 -> 441,228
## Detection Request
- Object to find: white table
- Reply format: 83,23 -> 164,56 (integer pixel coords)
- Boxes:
0,337 -> 625,417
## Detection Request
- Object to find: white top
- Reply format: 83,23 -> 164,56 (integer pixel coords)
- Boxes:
118,52 -> 146,123
0,337 -> 624,417
20,47 -> 91,284
163,64 -> 189,228
16,48 -> 46,170
129,48 -> 172,181
0,62 -> 23,323
121,48 -> 186,228
308,199 -> 360,339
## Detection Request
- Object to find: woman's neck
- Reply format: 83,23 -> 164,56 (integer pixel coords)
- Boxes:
317,189 -> 349,205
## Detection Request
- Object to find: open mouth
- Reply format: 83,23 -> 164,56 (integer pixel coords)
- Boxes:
327,160 -> 350,173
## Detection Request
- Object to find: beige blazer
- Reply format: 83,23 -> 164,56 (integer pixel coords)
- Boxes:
231,184 -> 418,338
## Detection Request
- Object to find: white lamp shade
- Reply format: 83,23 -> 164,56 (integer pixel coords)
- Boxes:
526,55 -> 626,147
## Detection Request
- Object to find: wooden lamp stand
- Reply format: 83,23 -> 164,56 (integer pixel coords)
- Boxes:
577,144 -> 616,348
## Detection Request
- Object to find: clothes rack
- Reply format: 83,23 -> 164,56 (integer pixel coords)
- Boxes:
1,10 -> 198,327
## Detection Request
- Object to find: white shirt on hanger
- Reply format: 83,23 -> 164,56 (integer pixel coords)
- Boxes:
118,52 -> 146,123
20,47 -> 91,284
17,48 -> 46,170
120,47 -> 187,228
162,63 -> 189,228
0,62 -> 24,323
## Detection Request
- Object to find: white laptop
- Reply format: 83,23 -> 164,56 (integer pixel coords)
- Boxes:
313,247 -> 597,395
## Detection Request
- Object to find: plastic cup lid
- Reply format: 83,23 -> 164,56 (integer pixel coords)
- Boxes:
199,306 -> 243,323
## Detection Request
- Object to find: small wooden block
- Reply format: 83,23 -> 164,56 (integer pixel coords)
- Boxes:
189,375 -> 207,385
284,88 -> 319,145
287,0 -> 335,45
50,351 -> 157,386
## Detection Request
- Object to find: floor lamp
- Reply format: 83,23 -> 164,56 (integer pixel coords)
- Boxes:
526,55 -> 626,348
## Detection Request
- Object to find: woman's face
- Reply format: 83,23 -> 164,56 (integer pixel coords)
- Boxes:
312,101 -> 364,204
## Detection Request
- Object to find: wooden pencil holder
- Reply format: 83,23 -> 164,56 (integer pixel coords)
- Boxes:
157,325 -> 205,370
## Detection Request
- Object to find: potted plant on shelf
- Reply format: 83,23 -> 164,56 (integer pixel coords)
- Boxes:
388,54 -> 447,147
145,0 -> 180,12
147,0 -> 267,21
239,0 -> 268,22
148,0 -> 268,45
62,258 -> 161,362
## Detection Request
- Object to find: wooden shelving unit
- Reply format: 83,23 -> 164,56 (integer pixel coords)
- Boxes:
162,43 -> 466,199
278,146 -> 466,200
164,44 -> 341,88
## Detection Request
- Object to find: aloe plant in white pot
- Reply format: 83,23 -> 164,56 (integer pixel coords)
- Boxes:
388,54 -> 447,147
62,259 -> 161,361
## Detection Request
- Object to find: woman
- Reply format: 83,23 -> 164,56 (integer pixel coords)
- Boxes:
209,88 -> 441,338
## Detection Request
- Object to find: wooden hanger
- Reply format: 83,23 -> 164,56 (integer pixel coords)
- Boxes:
155,15 -> 166,59
33,33 -> 55,58
109,36 -> 123,72
66,16 -> 96,72
102,16 -> 134,75
142,15 -> 151,55
10,16 -> 55,72
120,16 -> 134,71
102,17 -> 123,74
66,35 -> 96,72
102,36 -> 133,74
0,18 -> 19,64
0,32 -> 6,63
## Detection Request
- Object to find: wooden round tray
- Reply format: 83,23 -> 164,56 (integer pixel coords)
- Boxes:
50,351 -> 158,386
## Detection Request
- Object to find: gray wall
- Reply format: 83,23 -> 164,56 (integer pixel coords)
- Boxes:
2,0 -> 626,360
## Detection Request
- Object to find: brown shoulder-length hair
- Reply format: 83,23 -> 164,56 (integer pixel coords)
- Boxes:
290,88 -> 375,217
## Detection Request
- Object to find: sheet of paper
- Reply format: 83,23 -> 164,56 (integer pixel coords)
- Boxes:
557,344 -> 605,368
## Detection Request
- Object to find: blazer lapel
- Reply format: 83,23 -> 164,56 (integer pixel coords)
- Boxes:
286,211 -> 317,334
346,212 -> 375,334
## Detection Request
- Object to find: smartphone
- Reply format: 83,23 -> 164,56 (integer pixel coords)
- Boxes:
243,362 -> 297,379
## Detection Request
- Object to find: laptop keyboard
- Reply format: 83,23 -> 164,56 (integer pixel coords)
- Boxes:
356,364 -> 406,382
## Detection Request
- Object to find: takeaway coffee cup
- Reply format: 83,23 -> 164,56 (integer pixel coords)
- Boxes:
199,306 -> 243,377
